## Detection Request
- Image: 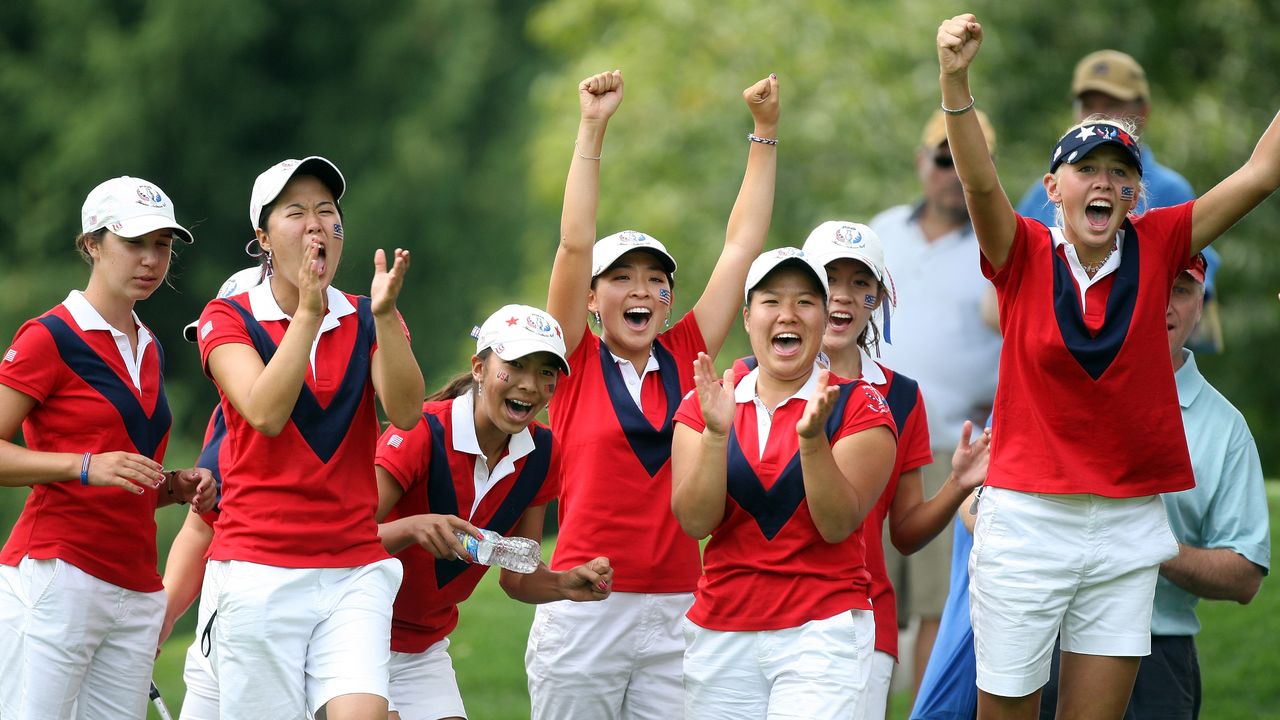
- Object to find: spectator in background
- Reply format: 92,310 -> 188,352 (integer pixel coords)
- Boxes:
1037,254 -> 1269,719
1014,49 -> 1224,355
873,108 -> 1003,698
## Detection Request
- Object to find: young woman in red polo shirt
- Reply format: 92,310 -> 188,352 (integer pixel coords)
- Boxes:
0,176 -> 212,718
939,13 -> 1280,719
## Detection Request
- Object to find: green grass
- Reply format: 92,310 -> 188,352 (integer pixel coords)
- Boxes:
151,483 -> 1280,719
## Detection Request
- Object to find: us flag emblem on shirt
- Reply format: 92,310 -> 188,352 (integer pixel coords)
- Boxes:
3,348 -> 15,363
387,434 -> 404,449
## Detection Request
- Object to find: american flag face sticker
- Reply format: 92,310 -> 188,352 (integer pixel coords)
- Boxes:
1121,186 -> 1134,200
387,434 -> 404,449
658,288 -> 672,306
333,223 -> 344,239
863,294 -> 877,309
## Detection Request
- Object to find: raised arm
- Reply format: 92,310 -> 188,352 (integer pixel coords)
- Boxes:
547,70 -> 624,356
369,248 -> 426,430
1190,109 -> 1280,254
799,373 -> 896,543
207,245 -> 326,437
937,14 -> 1017,270
671,353 -> 734,539
691,75 -> 780,356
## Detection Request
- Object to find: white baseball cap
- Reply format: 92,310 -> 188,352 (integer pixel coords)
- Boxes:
472,304 -> 571,376
81,176 -> 193,243
591,230 -> 677,279
249,156 -> 345,230
744,247 -> 829,303
801,220 -> 897,307
183,266 -> 268,342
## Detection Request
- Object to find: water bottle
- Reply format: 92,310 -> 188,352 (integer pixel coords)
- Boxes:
454,529 -> 541,574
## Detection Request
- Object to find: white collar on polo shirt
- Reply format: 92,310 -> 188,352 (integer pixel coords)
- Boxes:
247,281 -> 354,333
858,347 -> 887,385
1050,226 -> 1126,295
733,363 -> 823,407
62,290 -> 152,391
451,390 -> 536,516
246,282 -> 355,371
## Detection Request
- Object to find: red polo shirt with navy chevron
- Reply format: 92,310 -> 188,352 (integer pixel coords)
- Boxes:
376,398 -> 561,653
675,371 -> 896,631
981,204 -> 1196,497
547,314 -> 706,593
197,285 -> 392,567
0,300 -> 171,592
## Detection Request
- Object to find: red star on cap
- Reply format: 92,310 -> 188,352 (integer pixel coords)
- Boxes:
505,317 -> 518,326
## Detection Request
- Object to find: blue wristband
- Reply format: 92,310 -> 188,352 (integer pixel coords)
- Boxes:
80,453 -> 91,485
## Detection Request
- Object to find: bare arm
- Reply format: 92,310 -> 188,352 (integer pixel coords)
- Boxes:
691,76 -> 780,356
671,354 -> 734,539
799,373 -> 896,543
0,385 -> 163,491
889,421 -> 990,554
1160,545 -> 1264,604
159,512 -> 215,648
1191,110 -> 1280,254
499,505 -> 613,604
369,248 -> 426,430
937,14 -> 1017,270
547,70 -> 624,356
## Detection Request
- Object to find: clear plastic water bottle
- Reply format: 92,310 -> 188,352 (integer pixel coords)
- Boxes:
454,529 -> 541,574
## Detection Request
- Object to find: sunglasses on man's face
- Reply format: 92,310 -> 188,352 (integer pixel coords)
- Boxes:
932,153 -> 955,170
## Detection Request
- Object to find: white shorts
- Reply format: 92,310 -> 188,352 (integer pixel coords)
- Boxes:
178,584 -> 220,720
969,488 -> 1179,698
526,592 -> 692,720
682,609 -> 875,720
387,639 -> 467,719
206,558 -> 403,719
857,649 -> 895,720
0,556 -> 165,719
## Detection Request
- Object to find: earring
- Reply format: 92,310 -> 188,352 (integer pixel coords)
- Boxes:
593,311 -> 602,325
664,316 -> 670,329
265,249 -> 273,271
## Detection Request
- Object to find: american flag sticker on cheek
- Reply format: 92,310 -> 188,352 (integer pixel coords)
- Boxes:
863,294 -> 877,309
545,383 -> 556,394
1121,186 -> 1134,200
333,223 -> 344,239
658,288 -> 672,306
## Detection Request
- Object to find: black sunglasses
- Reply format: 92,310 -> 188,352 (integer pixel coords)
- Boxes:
932,153 -> 955,169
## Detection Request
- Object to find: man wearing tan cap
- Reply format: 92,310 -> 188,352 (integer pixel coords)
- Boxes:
872,109 -> 1004,703
1015,49 -> 1222,353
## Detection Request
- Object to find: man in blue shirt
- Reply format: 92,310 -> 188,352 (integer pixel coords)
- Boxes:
1015,49 -> 1222,354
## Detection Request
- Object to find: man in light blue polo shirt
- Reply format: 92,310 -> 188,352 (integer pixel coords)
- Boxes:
1037,254 -> 1268,719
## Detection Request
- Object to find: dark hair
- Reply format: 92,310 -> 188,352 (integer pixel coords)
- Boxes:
74,228 -> 107,265
425,348 -> 491,402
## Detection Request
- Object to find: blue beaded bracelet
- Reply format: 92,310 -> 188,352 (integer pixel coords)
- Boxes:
80,453 -> 91,485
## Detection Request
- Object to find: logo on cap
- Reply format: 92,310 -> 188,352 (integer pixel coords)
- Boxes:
833,224 -> 864,248
524,312 -> 557,338
617,230 -> 648,245
776,247 -> 803,259
135,185 -> 166,208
